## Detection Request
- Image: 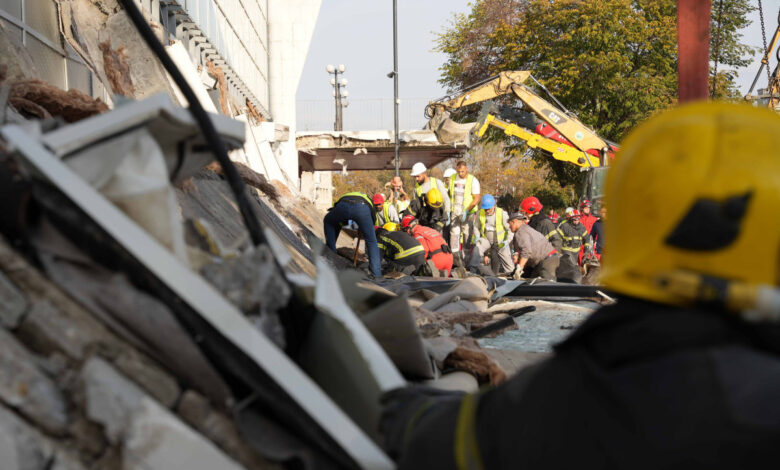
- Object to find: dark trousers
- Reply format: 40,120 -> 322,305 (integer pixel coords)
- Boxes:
323,201 -> 381,277
556,251 -> 582,284
526,254 -> 560,281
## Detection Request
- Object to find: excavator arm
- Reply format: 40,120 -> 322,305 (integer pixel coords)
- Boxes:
427,71 -> 613,157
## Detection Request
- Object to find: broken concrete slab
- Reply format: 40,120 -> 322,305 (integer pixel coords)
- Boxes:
81,357 -> 248,470
0,328 -> 68,435
0,270 -> 26,328
201,245 -> 291,314
15,300 -> 96,361
177,390 -> 282,470
0,403 -> 53,470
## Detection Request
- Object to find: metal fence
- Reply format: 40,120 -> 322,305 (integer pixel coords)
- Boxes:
296,98 -> 432,131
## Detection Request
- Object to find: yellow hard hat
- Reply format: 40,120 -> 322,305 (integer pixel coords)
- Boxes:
382,222 -> 399,231
426,188 -> 444,209
601,102 -> 780,310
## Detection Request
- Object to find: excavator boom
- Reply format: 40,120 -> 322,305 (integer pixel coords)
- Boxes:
428,71 -> 611,156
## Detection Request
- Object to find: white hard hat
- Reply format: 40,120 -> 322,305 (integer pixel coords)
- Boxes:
410,162 -> 427,176
565,207 -> 575,216
443,168 -> 456,178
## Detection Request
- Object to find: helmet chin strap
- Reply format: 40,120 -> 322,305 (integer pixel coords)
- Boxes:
656,270 -> 780,322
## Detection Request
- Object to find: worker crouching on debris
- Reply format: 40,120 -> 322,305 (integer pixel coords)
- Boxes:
401,215 -> 452,276
382,102 -> 780,469
409,188 -> 448,232
472,194 -> 513,275
373,193 -> 400,226
556,209 -> 593,283
375,223 -> 426,275
410,162 -> 450,221
323,192 -> 382,277
507,211 -> 559,281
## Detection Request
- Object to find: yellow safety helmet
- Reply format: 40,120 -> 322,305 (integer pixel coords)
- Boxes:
383,222 -> 400,231
426,188 -> 444,209
601,102 -> 780,317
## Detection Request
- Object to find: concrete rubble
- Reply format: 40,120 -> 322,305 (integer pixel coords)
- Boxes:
0,3 -> 616,469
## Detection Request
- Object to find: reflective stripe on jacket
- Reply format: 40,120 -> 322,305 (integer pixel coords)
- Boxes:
556,220 -> 592,253
378,233 -> 425,260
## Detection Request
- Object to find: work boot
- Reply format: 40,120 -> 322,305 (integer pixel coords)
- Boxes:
452,251 -> 464,268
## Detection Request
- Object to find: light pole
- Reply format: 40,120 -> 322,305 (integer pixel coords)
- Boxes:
390,0 -> 399,177
327,64 -> 349,131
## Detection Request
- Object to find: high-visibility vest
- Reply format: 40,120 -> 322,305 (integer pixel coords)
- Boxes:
337,192 -> 372,206
479,208 -> 507,244
449,173 -> 477,213
415,177 -> 442,198
376,202 -> 394,226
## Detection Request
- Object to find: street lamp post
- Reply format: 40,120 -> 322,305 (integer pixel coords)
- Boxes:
327,64 -> 349,131
391,0 -> 399,177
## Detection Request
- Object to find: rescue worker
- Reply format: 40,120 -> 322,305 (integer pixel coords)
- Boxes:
373,193 -> 400,226
556,209 -> 592,283
521,196 -> 562,251
507,211 -> 559,281
549,212 -> 560,225
401,215 -> 453,276
323,192 -> 381,277
409,188 -> 447,232
410,162 -> 450,220
375,223 -> 426,275
578,199 -> 599,233
381,102 -> 780,469
591,205 -> 606,259
472,194 -> 513,275
447,160 -> 481,268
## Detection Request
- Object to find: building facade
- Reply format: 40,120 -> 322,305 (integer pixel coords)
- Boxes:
0,0 -> 326,198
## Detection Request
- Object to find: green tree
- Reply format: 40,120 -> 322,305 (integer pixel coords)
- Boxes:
436,0 -> 757,186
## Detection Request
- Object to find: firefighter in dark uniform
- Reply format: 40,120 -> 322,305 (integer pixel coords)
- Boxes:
408,188 -> 448,232
375,223 -> 426,275
521,196 -> 563,252
555,209 -> 592,283
380,103 -> 780,470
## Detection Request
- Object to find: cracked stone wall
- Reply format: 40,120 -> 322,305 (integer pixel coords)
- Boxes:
0,236 -> 280,470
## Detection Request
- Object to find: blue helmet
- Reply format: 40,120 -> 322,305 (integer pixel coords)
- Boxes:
480,194 -> 496,210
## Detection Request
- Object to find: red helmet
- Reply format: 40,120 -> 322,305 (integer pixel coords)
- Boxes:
401,214 -> 417,229
520,196 -> 543,215
579,199 -> 592,208
550,214 -> 560,223
372,193 -> 386,205
570,209 -> 582,219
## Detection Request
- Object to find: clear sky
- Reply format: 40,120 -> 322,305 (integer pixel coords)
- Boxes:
737,0 -> 780,94
296,1 -> 780,131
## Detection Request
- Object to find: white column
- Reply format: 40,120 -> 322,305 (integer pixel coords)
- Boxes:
268,0 -> 322,188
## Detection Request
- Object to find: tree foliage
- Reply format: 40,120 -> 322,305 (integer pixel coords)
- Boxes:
435,0 -> 758,186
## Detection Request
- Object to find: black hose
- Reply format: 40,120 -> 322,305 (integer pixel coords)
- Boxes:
469,306 -> 536,338
117,0 -> 266,247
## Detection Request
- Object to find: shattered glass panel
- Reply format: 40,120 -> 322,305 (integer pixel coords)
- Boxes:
66,59 -> 91,95
26,36 -> 66,89
24,0 -> 59,43
0,0 -> 22,20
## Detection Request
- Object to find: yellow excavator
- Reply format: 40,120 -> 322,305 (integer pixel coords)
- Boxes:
744,8 -> 780,109
425,71 -> 619,203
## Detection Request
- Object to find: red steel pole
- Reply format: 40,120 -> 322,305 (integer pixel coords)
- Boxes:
678,0 -> 711,103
